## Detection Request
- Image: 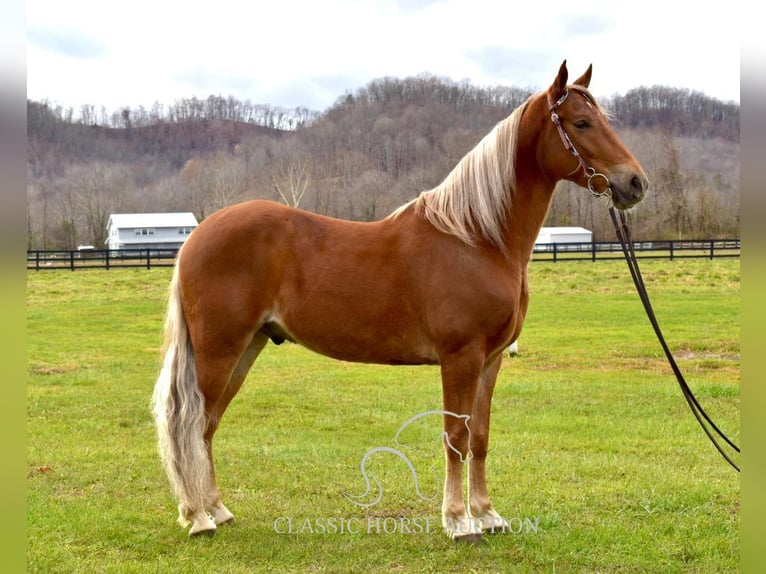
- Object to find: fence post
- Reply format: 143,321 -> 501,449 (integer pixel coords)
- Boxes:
591,241 -> 596,262
105,249 -> 110,270
69,250 -> 75,271
146,249 -> 151,270
669,241 -> 674,261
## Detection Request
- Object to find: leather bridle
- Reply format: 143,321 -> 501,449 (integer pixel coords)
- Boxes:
548,90 -> 612,199
549,89 -> 741,472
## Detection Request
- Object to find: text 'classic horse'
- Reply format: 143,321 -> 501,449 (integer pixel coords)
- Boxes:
152,61 -> 648,541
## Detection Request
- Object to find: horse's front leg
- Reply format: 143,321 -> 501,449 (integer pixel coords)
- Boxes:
439,347 -> 484,542
468,354 -> 508,533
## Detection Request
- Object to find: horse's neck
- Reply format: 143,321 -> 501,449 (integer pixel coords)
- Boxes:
503,107 -> 558,260
504,173 -> 557,261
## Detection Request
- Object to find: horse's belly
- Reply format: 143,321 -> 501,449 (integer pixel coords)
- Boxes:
305,338 -> 440,365
262,313 -> 440,366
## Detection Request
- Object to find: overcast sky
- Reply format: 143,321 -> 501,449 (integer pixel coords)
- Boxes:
27,0 -> 741,115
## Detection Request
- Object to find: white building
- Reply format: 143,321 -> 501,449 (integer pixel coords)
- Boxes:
534,226 -> 592,251
105,212 -> 198,251
535,226 -> 593,245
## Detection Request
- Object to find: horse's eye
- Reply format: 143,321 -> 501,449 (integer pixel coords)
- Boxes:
574,120 -> 589,130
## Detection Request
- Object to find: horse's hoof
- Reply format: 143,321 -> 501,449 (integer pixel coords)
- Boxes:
479,515 -> 509,534
187,511 -> 218,537
445,516 -> 484,543
452,531 -> 485,544
189,526 -> 217,538
210,503 -> 235,526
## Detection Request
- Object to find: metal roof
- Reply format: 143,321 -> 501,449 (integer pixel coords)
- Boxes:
107,212 -> 198,229
537,226 -> 592,235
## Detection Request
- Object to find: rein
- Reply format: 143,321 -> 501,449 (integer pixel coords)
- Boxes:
549,91 -> 741,472
608,208 -> 740,472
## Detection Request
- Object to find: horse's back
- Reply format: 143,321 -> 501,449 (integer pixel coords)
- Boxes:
176,201 -> 434,362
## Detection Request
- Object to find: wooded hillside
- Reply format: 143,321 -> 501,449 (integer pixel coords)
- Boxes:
27,75 -> 740,249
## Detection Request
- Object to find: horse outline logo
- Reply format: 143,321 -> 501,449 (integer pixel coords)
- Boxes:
343,410 -> 472,508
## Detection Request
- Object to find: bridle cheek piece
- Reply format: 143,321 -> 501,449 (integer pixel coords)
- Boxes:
548,90 -> 612,200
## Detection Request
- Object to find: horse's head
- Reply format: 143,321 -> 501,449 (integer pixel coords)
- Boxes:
538,61 -> 649,210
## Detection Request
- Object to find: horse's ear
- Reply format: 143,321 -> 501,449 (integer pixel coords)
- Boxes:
551,60 -> 569,101
573,64 -> 593,88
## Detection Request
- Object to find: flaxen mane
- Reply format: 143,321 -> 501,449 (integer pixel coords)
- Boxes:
390,98 -> 531,252
391,85 -> 608,251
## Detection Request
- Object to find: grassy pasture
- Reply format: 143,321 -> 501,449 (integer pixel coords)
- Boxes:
27,259 -> 740,573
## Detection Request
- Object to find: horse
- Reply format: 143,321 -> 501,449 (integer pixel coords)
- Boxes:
152,61 -> 648,541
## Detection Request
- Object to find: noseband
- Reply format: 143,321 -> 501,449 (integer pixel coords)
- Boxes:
548,90 -> 612,199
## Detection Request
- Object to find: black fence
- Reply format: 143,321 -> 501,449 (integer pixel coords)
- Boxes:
26,248 -> 179,271
27,239 -> 740,271
531,238 -> 740,262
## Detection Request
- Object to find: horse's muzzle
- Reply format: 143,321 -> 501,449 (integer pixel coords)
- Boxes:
611,169 -> 649,210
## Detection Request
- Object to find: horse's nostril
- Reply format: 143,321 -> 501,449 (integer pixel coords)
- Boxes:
630,174 -> 648,198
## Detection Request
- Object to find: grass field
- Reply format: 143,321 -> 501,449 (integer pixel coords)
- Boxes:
27,259 -> 740,573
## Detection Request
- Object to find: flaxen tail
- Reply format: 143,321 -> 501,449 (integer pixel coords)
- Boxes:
151,261 -> 212,525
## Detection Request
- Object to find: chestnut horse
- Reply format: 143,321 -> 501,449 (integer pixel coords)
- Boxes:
152,61 -> 648,541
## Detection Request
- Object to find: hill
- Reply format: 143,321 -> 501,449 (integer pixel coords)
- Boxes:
27,100 -> 290,174
26,75 -> 740,249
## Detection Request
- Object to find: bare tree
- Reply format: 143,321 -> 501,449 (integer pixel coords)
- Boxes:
207,152 -> 250,212
75,162 -> 130,246
656,131 -> 692,238
271,153 -> 312,209
54,184 -> 79,249
179,158 -> 213,220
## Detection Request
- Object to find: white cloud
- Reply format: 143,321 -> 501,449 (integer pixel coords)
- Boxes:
26,0 -> 741,113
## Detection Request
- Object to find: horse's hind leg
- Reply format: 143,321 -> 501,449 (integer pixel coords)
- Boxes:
198,333 -> 270,532
173,336 -> 243,537
468,355 -> 508,533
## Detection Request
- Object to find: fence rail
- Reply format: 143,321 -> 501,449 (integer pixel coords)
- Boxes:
27,239 -> 741,271
531,238 -> 740,262
26,248 -> 179,271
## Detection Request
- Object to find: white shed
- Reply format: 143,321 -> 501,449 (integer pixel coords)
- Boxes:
535,226 -> 592,248
105,212 -> 198,251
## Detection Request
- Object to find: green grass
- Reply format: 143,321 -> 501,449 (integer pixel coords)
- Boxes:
27,260 -> 740,573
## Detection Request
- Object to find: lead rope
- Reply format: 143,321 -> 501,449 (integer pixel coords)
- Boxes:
608,207 -> 740,472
